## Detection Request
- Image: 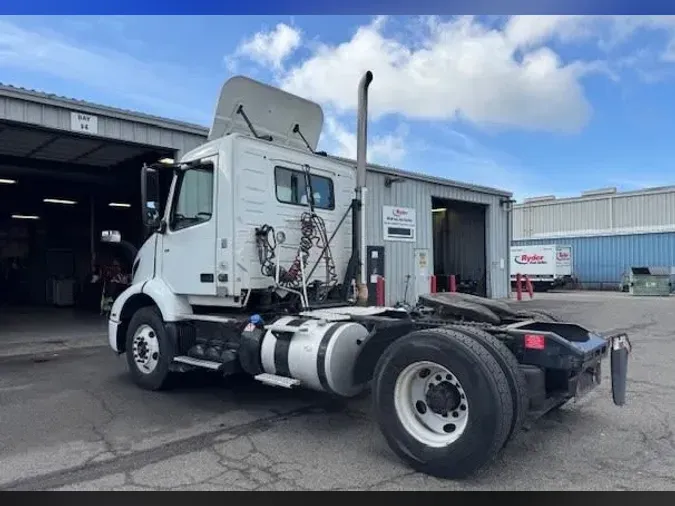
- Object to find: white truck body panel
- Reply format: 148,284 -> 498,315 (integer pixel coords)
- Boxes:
510,244 -> 573,282
231,134 -> 354,293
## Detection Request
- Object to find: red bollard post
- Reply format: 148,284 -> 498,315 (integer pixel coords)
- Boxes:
525,276 -> 534,299
430,275 -> 437,294
376,276 -> 385,306
449,274 -> 457,293
516,273 -> 523,301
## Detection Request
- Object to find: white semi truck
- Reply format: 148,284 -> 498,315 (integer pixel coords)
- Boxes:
103,72 -> 630,479
510,244 -> 574,291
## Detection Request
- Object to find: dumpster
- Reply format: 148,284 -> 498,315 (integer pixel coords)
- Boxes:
626,266 -> 672,296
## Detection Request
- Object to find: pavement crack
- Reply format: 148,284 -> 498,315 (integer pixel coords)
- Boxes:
1,402 -> 324,491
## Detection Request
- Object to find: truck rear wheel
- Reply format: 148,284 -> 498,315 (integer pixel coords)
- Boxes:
372,327 -> 513,479
448,325 -> 528,447
125,307 -> 175,391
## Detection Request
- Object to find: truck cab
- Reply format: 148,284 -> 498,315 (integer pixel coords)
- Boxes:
106,76 -> 360,351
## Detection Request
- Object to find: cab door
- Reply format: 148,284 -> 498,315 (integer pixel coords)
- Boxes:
160,157 -> 218,296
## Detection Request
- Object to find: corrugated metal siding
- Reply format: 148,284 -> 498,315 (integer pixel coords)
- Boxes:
612,192 -> 675,230
365,171 -> 509,304
513,232 -> 675,288
514,188 -> 675,240
0,94 -> 206,155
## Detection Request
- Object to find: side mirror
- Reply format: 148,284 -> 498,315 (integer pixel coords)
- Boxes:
101,230 -> 122,243
140,164 -> 162,230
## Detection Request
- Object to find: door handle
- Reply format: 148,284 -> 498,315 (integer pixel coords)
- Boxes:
164,249 -> 170,252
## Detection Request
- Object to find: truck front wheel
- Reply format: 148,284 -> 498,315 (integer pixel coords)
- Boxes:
125,307 -> 175,391
371,328 -> 513,479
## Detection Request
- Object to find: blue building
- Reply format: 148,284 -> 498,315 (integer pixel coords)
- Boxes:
511,187 -> 675,289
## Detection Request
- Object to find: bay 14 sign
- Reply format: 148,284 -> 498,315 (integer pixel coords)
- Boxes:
382,206 -> 416,242
70,112 -> 99,135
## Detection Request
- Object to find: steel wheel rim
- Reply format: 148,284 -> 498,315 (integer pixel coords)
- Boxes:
132,324 -> 160,375
394,361 -> 469,447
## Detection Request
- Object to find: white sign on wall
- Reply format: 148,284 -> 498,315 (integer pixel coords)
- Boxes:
383,205 -> 416,242
70,112 -> 99,135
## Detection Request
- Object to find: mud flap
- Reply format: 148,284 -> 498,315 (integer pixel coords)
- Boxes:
610,333 -> 631,406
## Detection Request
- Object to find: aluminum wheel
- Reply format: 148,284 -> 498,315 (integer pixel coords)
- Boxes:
131,324 -> 160,375
394,361 -> 469,447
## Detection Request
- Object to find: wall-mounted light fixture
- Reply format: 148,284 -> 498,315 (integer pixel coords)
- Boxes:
384,176 -> 405,188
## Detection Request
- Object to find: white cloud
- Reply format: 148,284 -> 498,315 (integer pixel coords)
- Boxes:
279,16 -> 594,134
504,15 -> 594,48
504,15 -> 675,53
232,23 -> 301,70
323,115 -> 407,166
504,15 -> 675,73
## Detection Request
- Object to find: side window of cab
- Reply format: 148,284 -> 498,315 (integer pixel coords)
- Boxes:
274,166 -> 335,210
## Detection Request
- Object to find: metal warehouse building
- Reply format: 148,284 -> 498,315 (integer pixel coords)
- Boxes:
512,186 -> 675,289
0,81 -> 512,340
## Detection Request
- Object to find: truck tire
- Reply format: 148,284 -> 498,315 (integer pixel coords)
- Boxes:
125,306 -> 175,391
371,327 -> 513,479
447,325 -> 528,448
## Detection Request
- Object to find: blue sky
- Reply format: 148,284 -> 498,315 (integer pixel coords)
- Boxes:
2,15 -> 675,200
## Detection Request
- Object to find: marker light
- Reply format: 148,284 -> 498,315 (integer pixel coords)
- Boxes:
524,334 -> 546,350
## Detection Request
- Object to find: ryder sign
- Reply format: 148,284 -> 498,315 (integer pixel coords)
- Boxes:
383,206 -> 416,242
509,244 -> 573,282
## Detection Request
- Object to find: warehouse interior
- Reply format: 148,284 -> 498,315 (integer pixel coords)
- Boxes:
0,121 -> 175,325
431,196 -> 487,296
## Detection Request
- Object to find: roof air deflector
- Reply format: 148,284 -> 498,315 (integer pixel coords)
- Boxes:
208,75 -> 324,151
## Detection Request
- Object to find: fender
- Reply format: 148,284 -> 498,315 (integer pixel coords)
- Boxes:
108,278 -> 194,353
110,278 -> 193,324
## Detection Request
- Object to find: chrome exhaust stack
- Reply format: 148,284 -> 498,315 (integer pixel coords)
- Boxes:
355,71 -> 373,305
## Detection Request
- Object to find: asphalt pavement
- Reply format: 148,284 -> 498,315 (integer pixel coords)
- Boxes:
0,291 -> 673,490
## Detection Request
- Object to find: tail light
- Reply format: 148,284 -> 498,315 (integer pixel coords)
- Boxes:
524,334 -> 546,350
